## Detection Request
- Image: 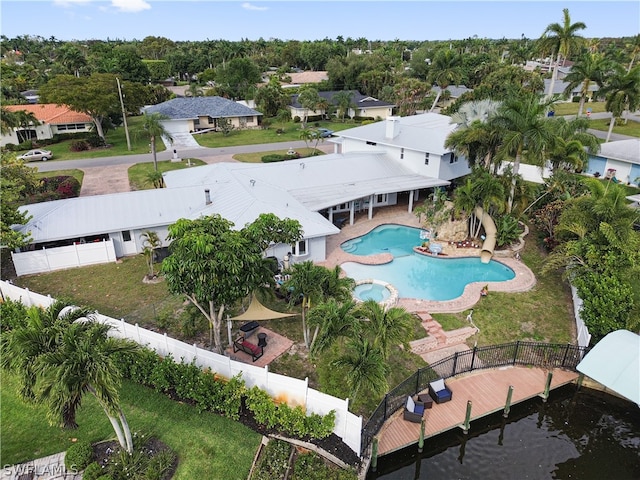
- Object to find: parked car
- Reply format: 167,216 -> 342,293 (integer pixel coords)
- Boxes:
315,128 -> 334,138
17,149 -> 53,162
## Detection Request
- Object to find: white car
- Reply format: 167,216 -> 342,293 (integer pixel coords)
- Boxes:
17,149 -> 53,162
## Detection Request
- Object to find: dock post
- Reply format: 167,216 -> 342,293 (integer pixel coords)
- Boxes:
371,438 -> 378,472
542,371 -> 553,402
462,400 -> 472,434
418,418 -> 425,453
503,385 -> 514,418
577,372 -> 584,389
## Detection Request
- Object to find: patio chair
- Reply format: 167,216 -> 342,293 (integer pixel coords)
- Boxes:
428,378 -> 453,404
403,395 -> 425,423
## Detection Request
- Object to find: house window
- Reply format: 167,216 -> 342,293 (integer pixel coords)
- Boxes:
446,152 -> 459,164
291,239 -> 308,256
239,117 -> 247,127
122,230 -> 132,242
376,194 -> 387,204
424,153 -> 430,165
400,148 -> 404,159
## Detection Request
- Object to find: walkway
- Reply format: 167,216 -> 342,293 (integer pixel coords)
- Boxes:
376,366 -> 579,456
0,451 -> 81,480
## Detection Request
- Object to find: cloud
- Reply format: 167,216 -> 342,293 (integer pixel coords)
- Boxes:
242,2 -> 268,11
111,0 -> 151,12
53,0 -> 93,6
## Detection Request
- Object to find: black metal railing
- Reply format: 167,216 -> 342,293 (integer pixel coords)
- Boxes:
360,341 -> 589,456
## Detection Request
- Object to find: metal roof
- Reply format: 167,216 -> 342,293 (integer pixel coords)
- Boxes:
336,113 -> 457,155
596,138 -> 640,165
143,97 -> 262,120
163,151 -> 449,211
576,330 -> 640,405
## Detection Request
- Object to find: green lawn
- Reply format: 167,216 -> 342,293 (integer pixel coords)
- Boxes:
193,121 -> 355,148
128,158 -> 207,190
1,372 -> 261,478
35,168 -> 84,184
16,116 -> 166,162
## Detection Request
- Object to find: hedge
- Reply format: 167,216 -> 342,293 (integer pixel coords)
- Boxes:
114,348 -> 335,440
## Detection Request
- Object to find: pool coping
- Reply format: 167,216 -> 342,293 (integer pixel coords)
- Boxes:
318,206 -> 536,314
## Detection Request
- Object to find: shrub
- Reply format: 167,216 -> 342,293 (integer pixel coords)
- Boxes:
572,96 -> 581,103
18,140 -> 33,150
85,134 -> 106,148
0,298 -> 29,332
70,140 -> 90,152
276,128 -> 285,134
293,116 -> 301,123
262,153 -> 288,163
3,143 -> 18,151
81,462 -> 103,480
65,441 -> 94,470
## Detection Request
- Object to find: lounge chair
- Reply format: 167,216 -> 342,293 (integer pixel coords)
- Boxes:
428,378 -> 453,404
403,395 -> 425,423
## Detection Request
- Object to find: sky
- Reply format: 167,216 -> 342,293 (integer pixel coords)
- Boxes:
1,0 -> 638,43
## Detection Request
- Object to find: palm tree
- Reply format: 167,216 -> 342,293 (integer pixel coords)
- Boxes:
490,92 -> 556,212
354,299 -> 415,361
1,301 -> 140,453
282,261 -> 326,348
428,49 -> 463,112
332,338 -> 388,401
142,112 -> 173,171
599,65 -> 640,142
562,52 -> 609,117
545,117 -> 600,171
539,8 -> 587,100
332,90 -> 354,122
307,298 -> 358,357
185,82 -> 204,97
1,109 -> 40,144
140,230 -> 162,279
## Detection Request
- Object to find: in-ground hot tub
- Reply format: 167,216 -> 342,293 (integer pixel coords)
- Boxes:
352,279 -> 398,308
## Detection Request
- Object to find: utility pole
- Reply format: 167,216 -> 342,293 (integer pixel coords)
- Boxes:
116,77 -> 131,151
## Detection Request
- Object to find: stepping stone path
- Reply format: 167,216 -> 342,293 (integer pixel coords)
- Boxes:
409,311 -> 478,363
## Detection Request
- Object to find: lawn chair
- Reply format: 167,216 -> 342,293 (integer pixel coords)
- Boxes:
428,378 -> 453,404
403,395 -> 425,423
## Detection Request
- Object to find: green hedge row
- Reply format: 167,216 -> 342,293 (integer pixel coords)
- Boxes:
115,348 -> 336,440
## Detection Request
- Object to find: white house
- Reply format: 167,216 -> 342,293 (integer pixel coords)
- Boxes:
1,104 -> 93,147
13,113 -> 469,275
584,138 -> 640,186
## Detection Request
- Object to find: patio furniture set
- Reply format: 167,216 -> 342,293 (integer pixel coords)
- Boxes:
403,378 -> 453,423
233,321 -> 268,362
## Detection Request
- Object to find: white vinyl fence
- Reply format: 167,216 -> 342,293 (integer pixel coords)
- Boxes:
12,240 -> 117,276
571,285 -> 592,348
0,281 -> 362,455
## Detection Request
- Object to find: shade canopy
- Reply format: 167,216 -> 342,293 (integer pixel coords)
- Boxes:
576,330 -> 640,406
230,294 -> 297,322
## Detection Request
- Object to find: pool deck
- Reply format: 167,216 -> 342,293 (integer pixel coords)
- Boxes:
318,205 -> 536,314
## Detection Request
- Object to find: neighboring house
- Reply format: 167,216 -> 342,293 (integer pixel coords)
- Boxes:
289,90 -> 395,121
429,85 -> 473,110
337,113 -> 472,182
1,104 -> 93,147
543,78 -> 599,101
13,113 -> 468,274
281,71 -> 329,89
20,90 -> 39,104
584,138 -> 640,186
142,97 -> 263,138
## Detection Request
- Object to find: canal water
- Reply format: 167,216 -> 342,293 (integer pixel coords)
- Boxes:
368,385 -> 640,480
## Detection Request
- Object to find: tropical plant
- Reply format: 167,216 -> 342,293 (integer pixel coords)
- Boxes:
354,299 -> 416,360
538,8 -> 587,100
140,230 -> 162,280
162,214 -> 301,353
307,298 -> 358,358
0,301 -> 140,453
0,108 -> 40,143
332,338 -> 388,401
0,152 -> 38,249
562,52 -> 609,117
490,92 -> 556,212
141,112 -> 173,172
598,65 -> 640,142
332,90 -> 355,122
296,85 -> 322,127
429,49 -> 463,112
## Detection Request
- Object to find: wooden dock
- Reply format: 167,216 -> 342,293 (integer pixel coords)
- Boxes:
376,366 -> 579,456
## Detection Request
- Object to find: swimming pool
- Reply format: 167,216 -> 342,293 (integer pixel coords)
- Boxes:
340,224 -> 515,301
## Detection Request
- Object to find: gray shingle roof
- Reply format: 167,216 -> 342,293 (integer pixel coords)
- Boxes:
290,90 -> 395,109
144,97 -> 262,119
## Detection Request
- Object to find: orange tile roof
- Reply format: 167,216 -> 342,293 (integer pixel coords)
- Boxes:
4,104 -> 92,124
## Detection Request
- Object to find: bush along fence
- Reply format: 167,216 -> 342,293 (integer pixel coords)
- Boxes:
0,281 -> 362,455
360,340 -> 590,456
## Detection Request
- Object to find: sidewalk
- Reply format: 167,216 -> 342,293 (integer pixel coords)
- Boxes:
0,452 -> 81,480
